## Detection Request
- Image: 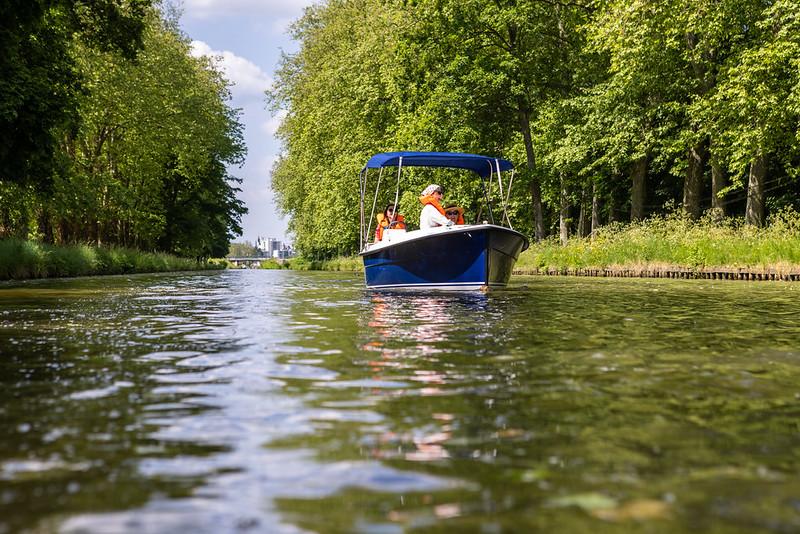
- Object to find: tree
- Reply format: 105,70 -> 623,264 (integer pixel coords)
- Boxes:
52,9 -> 247,255
268,0 -> 800,255
701,0 -> 800,226
0,0 -> 151,191
398,0 -> 590,241
586,0 -> 778,221
268,0 -> 403,257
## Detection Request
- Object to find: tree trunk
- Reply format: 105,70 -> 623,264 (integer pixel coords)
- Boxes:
608,186 -> 618,223
711,157 -> 727,217
37,206 -> 52,244
630,156 -> 648,221
591,182 -> 601,237
559,180 -> 569,246
745,155 -> 766,226
683,139 -> 708,219
518,106 -> 544,241
577,186 -> 591,238
685,31 -> 717,220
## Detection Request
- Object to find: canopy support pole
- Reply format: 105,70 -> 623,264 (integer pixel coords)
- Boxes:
365,168 -> 384,246
481,161 -> 495,224
359,169 -> 366,250
391,157 -> 403,226
495,158 -> 514,228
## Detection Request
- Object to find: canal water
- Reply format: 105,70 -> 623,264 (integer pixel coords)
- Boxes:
1,270 -> 799,533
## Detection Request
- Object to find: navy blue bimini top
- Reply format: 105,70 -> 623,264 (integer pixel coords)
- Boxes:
363,151 -> 513,178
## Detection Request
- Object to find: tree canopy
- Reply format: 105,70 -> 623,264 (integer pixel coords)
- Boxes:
269,0 -> 800,259
0,3 -> 247,258
0,0 -> 151,188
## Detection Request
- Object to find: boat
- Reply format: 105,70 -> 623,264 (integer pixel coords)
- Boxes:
359,151 -> 529,290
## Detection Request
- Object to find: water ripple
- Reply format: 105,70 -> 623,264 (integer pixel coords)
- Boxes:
3,271 -> 800,533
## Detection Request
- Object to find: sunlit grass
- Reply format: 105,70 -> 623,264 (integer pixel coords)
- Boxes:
258,259 -> 284,269
318,256 -> 363,272
0,239 -> 225,280
517,210 -> 800,273
284,256 -> 363,272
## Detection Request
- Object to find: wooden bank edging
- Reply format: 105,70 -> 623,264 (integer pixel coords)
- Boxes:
513,267 -> 800,281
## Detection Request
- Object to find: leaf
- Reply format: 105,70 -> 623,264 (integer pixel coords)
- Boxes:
547,492 -> 618,511
591,499 -> 671,521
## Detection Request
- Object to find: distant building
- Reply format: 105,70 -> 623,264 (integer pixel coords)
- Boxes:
256,236 -> 295,259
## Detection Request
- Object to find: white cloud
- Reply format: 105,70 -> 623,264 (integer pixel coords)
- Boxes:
182,0 -> 313,20
270,17 -> 296,35
190,40 -> 272,97
252,154 -> 279,182
261,111 -> 286,136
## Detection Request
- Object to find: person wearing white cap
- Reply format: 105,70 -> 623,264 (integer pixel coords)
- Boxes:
418,184 -> 453,230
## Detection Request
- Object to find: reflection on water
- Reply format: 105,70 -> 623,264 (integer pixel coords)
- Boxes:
1,271 -> 800,532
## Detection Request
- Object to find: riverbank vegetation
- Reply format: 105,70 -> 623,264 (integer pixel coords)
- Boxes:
269,0 -> 800,259
1,1 -> 246,260
0,239 -> 224,281
258,258 -> 284,270
280,256 -> 362,271
517,210 -> 800,275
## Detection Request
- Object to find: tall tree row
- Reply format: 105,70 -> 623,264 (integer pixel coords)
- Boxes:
268,0 -> 403,257
271,0 -> 800,259
0,2 -> 246,258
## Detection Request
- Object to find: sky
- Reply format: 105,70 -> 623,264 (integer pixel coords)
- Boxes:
178,0 -> 316,245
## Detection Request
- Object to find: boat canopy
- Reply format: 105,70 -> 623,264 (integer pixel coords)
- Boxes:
364,151 -> 513,178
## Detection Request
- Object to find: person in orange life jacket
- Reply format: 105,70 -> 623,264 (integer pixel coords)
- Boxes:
419,184 -> 453,229
375,203 -> 406,241
444,204 -> 465,225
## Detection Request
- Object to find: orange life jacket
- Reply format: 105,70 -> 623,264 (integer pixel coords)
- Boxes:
375,213 -> 406,241
419,195 -> 446,215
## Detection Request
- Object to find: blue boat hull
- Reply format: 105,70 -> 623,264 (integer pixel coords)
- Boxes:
360,225 -> 528,290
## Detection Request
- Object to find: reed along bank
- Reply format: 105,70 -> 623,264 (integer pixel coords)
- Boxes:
0,239 -> 224,281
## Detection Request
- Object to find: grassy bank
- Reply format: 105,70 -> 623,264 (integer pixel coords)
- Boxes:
517,211 -> 800,275
0,239 -> 225,281
282,256 -> 363,272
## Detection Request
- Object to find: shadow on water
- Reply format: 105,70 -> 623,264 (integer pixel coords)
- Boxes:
2,272 -> 800,532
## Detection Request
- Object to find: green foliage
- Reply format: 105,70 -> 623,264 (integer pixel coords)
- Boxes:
47,243 -> 98,277
317,256 -> 363,272
283,257 -> 315,271
270,0 -> 800,257
207,258 -> 230,269
699,0 -> 800,174
518,209 -> 800,272
228,241 -> 259,257
0,239 -> 47,279
258,259 -> 284,270
0,0 -> 153,190
0,238 -> 222,280
53,11 -> 246,256
0,182 -> 41,240
0,5 -> 246,260
268,0 -> 402,258
283,255 -> 363,272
